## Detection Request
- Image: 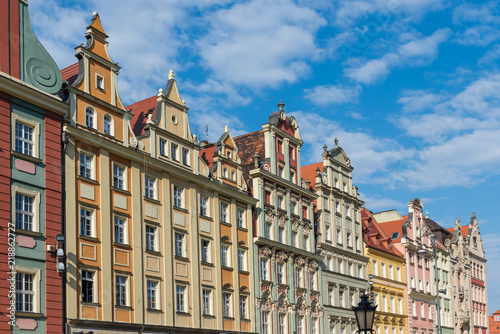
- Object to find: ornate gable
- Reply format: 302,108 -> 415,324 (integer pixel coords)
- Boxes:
467,213 -> 485,257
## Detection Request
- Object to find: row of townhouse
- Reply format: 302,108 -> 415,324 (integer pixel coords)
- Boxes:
0,5 -> 490,334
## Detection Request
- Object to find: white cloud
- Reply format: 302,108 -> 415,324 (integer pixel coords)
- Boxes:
455,25 -> 500,47
479,44 -> 500,64
399,28 -> 451,60
452,2 -> 499,25
345,53 -> 399,84
360,193 -> 406,212
197,0 -> 326,88
304,84 -> 361,105
397,89 -> 445,113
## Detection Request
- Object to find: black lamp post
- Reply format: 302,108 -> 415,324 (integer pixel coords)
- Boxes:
352,294 -> 377,334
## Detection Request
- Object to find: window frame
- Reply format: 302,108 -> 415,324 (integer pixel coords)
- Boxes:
145,225 -> 157,251
220,202 -> 229,223
12,114 -> 39,158
15,267 -> 40,313
174,232 -> 186,258
182,147 -> 190,166
159,138 -> 168,157
201,239 -> 211,263
85,106 -> 97,129
146,279 -> 159,310
176,284 -> 188,313
115,274 -> 129,307
240,294 -> 249,320
238,248 -> 247,271
96,73 -> 105,91
236,207 -> 245,228
200,195 -> 209,217
223,292 -> 233,318
79,150 -> 95,180
221,244 -> 231,268
103,113 -> 113,136
171,143 -> 179,161
144,175 -> 156,200
12,186 -> 40,232
202,288 -> 212,316
80,206 -> 95,238
173,185 -> 184,209
112,163 -> 127,190
113,215 -> 128,245
81,268 -> 97,304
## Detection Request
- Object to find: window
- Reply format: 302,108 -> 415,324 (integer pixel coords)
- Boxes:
240,295 -> 248,319
325,224 -> 331,241
312,318 -> 319,334
230,169 -> 236,180
389,264 -> 394,280
348,262 -> 353,276
328,288 -> 333,305
261,258 -> 269,280
297,315 -> 304,334
359,265 -> 364,278
295,267 -> 303,287
337,229 -> 342,244
412,301 -> 416,316
278,226 -> 285,243
202,289 -> 212,315
146,226 -> 157,251
96,74 -> 104,90
79,152 -> 93,179
347,232 -> 352,247
14,121 -> 34,156
237,208 -> 245,228
346,205 -> 351,218
145,176 -> 156,199
238,249 -> 247,271
290,170 -> 296,183
355,236 -> 360,250
277,195 -> 283,209
338,259 -> 343,274
181,148 -> 189,165
16,272 -> 35,312
310,271 -> 316,290
171,143 -> 179,161
339,290 -> 344,307
279,313 -> 286,334
176,285 -> 187,312
278,165 -> 284,178
113,164 -> 126,189
291,200 -> 297,214
223,167 -> 229,178
115,275 -> 128,306
426,282 -> 430,293
223,292 -> 232,317
343,182 -> 347,192
80,208 -> 94,237
381,262 -> 386,277
85,108 -> 94,128
289,145 -> 295,160
159,138 -> 167,156
265,222 -> 272,239
335,201 -> 340,213
418,279 -> 423,291
391,232 -> 400,239
302,206 -> 308,219
303,234 -> 309,251
114,216 -> 127,244
409,252 -> 414,263
382,295 -> 387,311
81,270 -> 95,303
421,303 -> 425,318
15,193 -> 35,231
201,239 -> 211,263
200,196 -> 209,217
373,260 -> 378,275
326,256 -> 332,271
398,298 -> 403,315
226,150 -> 232,159
262,311 -> 270,334
103,115 -> 112,135
220,203 -> 229,223
174,186 -> 183,208
396,266 -> 401,280
292,231 -> 298,247
277,139 -> 283,153
221,245 -> 231,267
147,280 -> 158,309
277,262 -> 284,284
411,277 -> 415,288
175,233 -> 185,257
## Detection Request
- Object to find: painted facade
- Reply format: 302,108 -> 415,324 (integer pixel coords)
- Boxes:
301,141 -> 368,334
377,199 -> 437,334
488,310 -> 500,334
446,214 -> 489,334
361,208 -> 407,334
0,1 -> 67,332
235,102 -> 323,334
62,13 -> 256,334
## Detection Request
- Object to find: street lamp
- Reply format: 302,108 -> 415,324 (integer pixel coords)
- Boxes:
352,294 -> 377,334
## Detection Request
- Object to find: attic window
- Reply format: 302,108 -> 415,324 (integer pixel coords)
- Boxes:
391,232 -> 399,239
171,115 -> 178,125
227,151 -> 231,159
96,74 -> 104,91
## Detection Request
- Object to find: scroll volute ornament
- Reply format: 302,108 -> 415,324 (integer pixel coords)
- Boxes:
291,218 -> 301,232
309,260 -> 319,271
276,251 -> 288,263
303,223 -> 312,236
295,256 -> 306,267
278,213 -> 287,227
265,207 -> 275,224
260,246 -> 272,259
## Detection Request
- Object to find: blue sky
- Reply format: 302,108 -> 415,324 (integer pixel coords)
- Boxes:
30,0 -> 500,312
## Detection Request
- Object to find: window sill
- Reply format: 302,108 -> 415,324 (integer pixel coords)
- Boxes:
15,229 -> 43,238
335,212 -> 342,217
77,175 -> 99,185
201,261 -> 214,267
147,308 -> 163,313
173,206 -> 189,214
80,235 -> 100,243
112,187 -> 131,196
220,221 -> 232,227
15,312 -> 43,318
176,311 -> 190,316
174,256 -> 190,263
223,316 -> 235,320
144,197 -> 161,205
199,214 -> 213,221
11,151 -> 42,164
239,270 -> 250,275
145,249 -> 162,256
203,314 -> 216,319
114,242 -> 132,250
237,226 -> 248,232
221,266 -> 233,271
115,305 -> 133,310
81,302 -> 100,307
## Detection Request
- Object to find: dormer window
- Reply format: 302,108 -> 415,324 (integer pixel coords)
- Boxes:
96,74 -> 104,91
182,148 -> 189,165
231,170 -> 236,181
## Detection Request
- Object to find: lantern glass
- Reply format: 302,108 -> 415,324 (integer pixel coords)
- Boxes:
353,294 -> 377,333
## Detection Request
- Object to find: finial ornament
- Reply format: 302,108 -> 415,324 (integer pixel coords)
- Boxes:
334,138 -> 339,147
93,11 -> 98,16
168,69 -> 175,80
158,88 -> 163,95
323,144 -> 327,152
425,210 -> 429,218
225,125 -> 229,132
278,100 -> 284,111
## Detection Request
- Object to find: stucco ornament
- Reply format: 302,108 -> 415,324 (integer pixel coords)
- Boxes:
276,251 -> 288,263
259,290 -> 274,311
278,292 -> 291,313
265,207 -> 275,224
295,256 -> 306,267
260,246 -> 272,259
263,162 -> 271,172
310,299 -> 323,317
303,223 -> 312,236
295,297 -> 308,316
278,213 -> 287,227
291,218 -> 301,232
309,260 -> 319,271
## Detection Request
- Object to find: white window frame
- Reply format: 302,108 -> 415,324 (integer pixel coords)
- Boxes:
260,258 -> 269,280
114,215 -> 128,244
174,232 -> 186,257
12,114 -> 39,158
103,113 -> 113,136
79,150 -> 95,180
115,274 -> 129,306
278,226 -> 285,243
96,73 -> 105,91
182,147 -> 190,166
223,292 -> 232,317
238,248 -> 247,271
159,138 -> 168,157
237,208 -> 245,228
325,224 -> 331,242
295,266 -> 303,287
200,195 -> 209,217
145,225 -> 157,251
262,310 -> 270,334
171,143 -> 179,161
113,163 -> 127,190
146,280 -> 159,310
240,294 -> 249,320
144,175 -> 156,199
85,106 -> 97,129
12,186 -> 40,232
221,244 -> 231,267
297,315 -> 304,334
15,267 -> 40,313
174,186 -> 184,208
220,202 -> 229,223
277,262 -> 285,284
176,284 -> 187,313
80,206 -> 95,238
201,239 -> 211,263
81,268 -> 97,304
202,288 -> 212,315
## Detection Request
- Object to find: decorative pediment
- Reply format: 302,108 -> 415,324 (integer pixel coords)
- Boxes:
260,246 -> 272,259
310,299 -> 322,317
265,207 -> 276,224
276,251 -> 288,263
295,297 -> 308,316
258,290 -> 274,311
303,222 -> 312,236
278,293 -> 290,313
278,212 -> 287,227
295,256 -> 306,267
309,260 -> 319,271
291,218 -> 301,232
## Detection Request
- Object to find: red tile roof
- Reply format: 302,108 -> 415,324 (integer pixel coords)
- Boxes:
200,144 -> 216,169
362,208 -> 404,258
127,95 -> 157,136
493,309 -> 500,315
234,130 -> 265,183
378,216 -> 408,243
446,225 -> 470,238
301,162 -> 323,190
61,62 -> 79,84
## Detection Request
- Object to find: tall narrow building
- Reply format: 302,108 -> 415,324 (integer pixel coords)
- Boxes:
302,140 -> 368,334
0,1 -> 67,332
235,101 -> 323,334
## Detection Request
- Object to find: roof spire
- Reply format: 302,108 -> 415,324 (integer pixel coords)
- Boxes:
425,210 -> 429,218
334,137 -> 339,147
225,125 -> 229,132
323,144 -> 327,152
168,69 -> 175,80
278,100 -> 284,111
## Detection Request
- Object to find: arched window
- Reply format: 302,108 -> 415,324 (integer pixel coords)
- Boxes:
85,108 -> 95,128
103,114 -> 113,135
